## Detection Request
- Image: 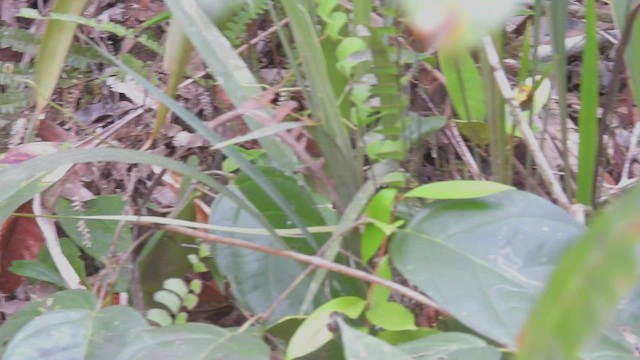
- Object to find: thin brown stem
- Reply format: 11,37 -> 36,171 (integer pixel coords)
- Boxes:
152,223 -> 442,311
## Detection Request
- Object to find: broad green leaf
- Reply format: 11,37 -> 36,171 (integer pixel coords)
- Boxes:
234,167 -> 329,253
208,188 -> 313,321
404,180 -> 514,200
517,184 -> 640,359
337,318 -> 413,360
5,307 -> 148,360
0,290 -> 95,355
398,332 -> 501,360
390,190 -> 584,346
115,323 -> 269,360
55,195 -> 132,262
366,302 -> 417,331
209,168 -> 331,320
286,297 -> 367,360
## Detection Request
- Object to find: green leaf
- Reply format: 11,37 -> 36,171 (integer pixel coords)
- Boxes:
0,290 -> 96,354
5,307 -> 148,360
377,328 -> 437,345
163,278 -> 189,299
137,204 -> 198,308
517,184 -> 640,359
9,238 -> 85,288
209,168 -> 331,320
286,297 -> 367,359
439,49 -> 485,121
337,318 -> 413,360
404,180 -> 515,200
33,0 -> 89,112
361,188 -> 397,264
368,255 -> 392,308
390,190 -> 584,346
153,290 -> 182,315
164,0 -> 301,172
398,332 -> 501,360
55,195 -> 132,262
576,0 -> 600,206
146,309 -> 173,327
266,316 -> 306,342
116,323 -> 269,360
366,302 -> 417,331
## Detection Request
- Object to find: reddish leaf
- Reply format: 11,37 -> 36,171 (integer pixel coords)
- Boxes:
0,202 -> 44,293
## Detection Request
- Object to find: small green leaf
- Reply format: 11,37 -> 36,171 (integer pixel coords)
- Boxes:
153,290 -> 182,315
190,279 -> 203,295
163,278 -> 189,299
366,302 -> 417,331
404,180 -> 514,200
183,293 -> 199,311
286,297 -> 367,359
174,312 -> 188,324
146,308 -> 173,327
361,188 -> 397,264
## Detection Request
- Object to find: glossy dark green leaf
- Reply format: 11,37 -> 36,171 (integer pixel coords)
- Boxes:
390,190 -> 584,346
115,323 -> 269,360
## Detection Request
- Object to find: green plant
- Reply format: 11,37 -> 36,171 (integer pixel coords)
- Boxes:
1,0 -> 640,359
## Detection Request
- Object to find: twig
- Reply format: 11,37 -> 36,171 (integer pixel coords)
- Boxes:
151,223 -> 442,311
482,36 -> 572,209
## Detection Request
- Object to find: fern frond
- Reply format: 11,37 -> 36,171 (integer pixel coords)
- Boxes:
222,0 -> 270,47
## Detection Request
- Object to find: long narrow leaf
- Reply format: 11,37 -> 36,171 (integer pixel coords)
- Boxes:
576,0 -> 600,206
82,36 -> 317,245
0,148 -> 282,246
164,0 -> 301,172
34,0 -> 89,112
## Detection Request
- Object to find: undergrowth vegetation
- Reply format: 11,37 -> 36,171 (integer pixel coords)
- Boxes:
0,0 -> 640,359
